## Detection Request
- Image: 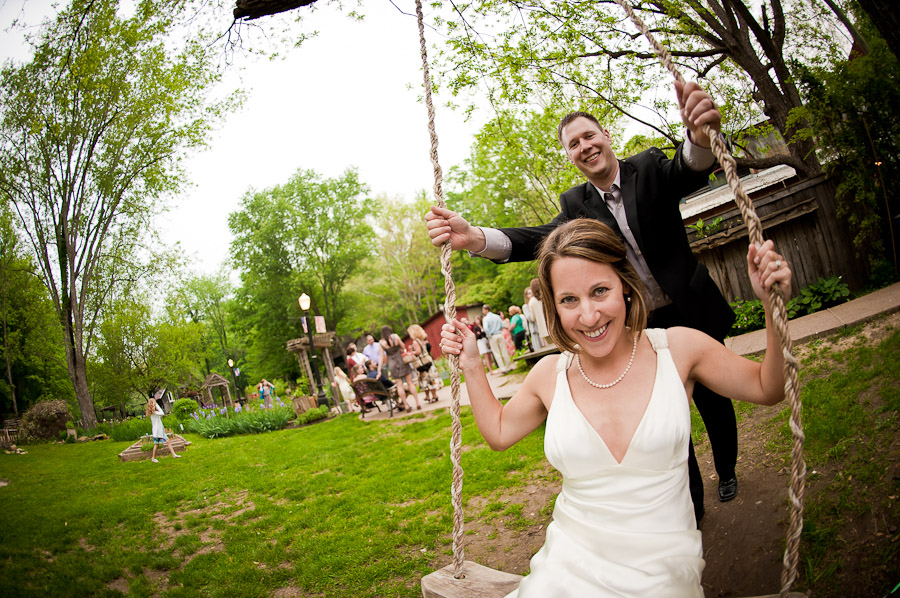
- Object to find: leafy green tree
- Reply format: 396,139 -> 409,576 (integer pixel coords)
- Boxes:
0,203 -> 72,416
433,0 -> 859,177
449,107 -> 591,230
344,193 -> 448,334
437,108 -> 581,310
91,297 -> 206,412
0,0 -> 233,426
790,7 -> 900,280
169,271 -> 238,375
228,168 -> 373,376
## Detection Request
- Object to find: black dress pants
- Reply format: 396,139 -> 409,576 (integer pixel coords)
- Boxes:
649,305 -> 738,514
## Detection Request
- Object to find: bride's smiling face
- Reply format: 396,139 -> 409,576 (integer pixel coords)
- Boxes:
550,256 -> 630,358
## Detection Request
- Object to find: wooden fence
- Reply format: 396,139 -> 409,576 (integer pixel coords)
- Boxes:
686,173 -> 868,302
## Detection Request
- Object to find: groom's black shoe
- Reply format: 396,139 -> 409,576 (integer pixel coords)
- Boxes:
718,477 -> 738,502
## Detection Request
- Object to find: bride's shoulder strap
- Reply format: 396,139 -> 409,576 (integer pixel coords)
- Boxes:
644,328 -> 668,351
556,351 -> 574,373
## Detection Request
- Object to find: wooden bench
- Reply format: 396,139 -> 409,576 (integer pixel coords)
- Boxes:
512,343 -> 560,366
1,417 -> 20,444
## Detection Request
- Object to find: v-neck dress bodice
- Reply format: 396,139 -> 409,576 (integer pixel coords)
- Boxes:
508,329 -> 704,597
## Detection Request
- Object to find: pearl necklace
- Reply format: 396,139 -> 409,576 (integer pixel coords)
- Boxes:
576,333 -> 639,389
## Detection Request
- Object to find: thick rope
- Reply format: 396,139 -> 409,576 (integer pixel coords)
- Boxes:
415,0 -> 466,579
610,1 -> 806,596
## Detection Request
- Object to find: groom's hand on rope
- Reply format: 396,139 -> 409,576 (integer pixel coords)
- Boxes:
675,80 -> 721,149
425,206 -> 486,252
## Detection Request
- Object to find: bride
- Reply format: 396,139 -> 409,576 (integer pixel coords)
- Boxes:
439,218 -> 792,597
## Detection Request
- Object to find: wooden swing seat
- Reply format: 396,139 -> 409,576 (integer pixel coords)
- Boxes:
421,561 -> 807,598
421,561 -> 521,598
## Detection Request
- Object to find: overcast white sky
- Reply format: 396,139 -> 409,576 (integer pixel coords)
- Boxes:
1,0 -> 483,275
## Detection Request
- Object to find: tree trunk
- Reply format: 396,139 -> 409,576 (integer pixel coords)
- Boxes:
67,349 -> 96,428
0,261 -> 16,416
722,0 -> 822,177
857,0 -> 900,60
761,90 -> 822,177
61,309 -> 97,428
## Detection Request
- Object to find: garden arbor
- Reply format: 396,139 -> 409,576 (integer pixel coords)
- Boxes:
286,332 -> 336,402
200,373 -> 234,414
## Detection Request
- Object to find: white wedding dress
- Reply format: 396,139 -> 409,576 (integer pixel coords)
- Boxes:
507,328 -> 705,597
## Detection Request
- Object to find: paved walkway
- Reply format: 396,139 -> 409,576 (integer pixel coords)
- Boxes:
357,281 -> 900,421
725,280 -> 900,356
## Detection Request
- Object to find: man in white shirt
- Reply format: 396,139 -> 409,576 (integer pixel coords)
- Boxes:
362,334 -> 385,376
481,304 -> 512,374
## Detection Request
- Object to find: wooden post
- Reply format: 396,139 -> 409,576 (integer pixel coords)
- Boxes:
297,349 -> 315,396
224,384 -> 233,417
322,346 -> 336,398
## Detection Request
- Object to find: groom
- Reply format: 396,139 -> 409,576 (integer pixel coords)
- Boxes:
425,80 -> 738,522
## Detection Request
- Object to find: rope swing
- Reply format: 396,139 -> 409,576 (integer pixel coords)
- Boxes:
609,2 -> 805,596
416,0 -> 806,596
414,0 -> 467,578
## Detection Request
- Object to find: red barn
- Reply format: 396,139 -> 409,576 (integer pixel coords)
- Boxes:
402,304 -> 484,359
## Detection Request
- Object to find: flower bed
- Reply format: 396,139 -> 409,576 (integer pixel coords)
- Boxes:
185,399 -> 302,439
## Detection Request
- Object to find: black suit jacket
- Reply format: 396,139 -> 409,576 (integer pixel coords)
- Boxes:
498,145 -> 735,341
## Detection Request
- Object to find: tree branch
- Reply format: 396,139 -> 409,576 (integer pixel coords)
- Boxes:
233,0 -> 319,21
736,153 -> 808,176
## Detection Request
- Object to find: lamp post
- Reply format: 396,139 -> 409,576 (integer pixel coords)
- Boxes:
227,358 -> 240,402
298,293 -> 329,409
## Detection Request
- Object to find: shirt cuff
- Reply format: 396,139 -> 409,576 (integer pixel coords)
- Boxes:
469,227 -> 512,262
683,129 -> 716,172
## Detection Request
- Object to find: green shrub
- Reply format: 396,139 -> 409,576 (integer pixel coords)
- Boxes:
688,216 -> 723,238
271,379 -> 288,400
787,275 -> 850,317
107,414 -> 182,442
108,418 -> 153,442
728,298 -> 766,335
292,378 -> 309,397
185,402 -> 296,439
80,422 -> 113,437
171,398 -> 199,422
297,405 -> 329,425
729,276 -> 852,336
19,399 -> 70,441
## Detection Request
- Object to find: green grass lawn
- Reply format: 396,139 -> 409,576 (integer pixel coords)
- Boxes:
2,323 -> 899,597
0,408 -> 550,598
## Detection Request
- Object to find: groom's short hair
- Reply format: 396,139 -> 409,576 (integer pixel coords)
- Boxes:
557,111 -> 602,145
